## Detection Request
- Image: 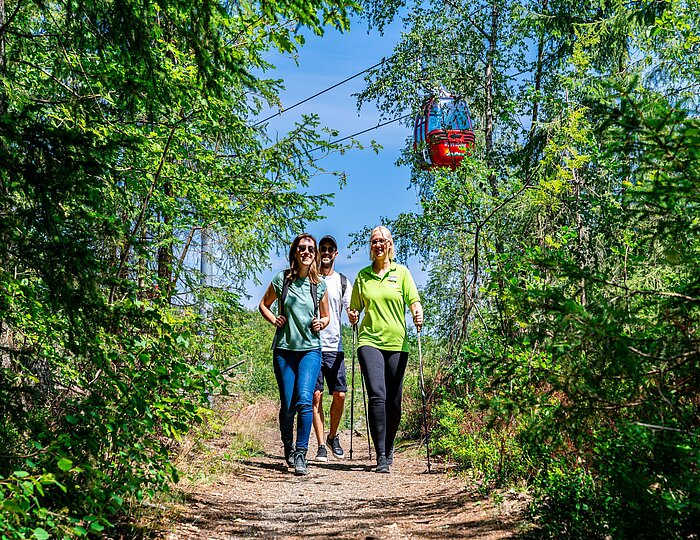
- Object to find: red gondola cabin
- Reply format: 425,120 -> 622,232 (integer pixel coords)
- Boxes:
413,95 -> 475,169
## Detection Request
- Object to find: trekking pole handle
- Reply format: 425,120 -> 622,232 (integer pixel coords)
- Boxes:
413,311 -> 423,333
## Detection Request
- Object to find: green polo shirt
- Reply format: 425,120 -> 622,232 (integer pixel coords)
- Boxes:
272,271 -> 327,351
350,262 -> 420,352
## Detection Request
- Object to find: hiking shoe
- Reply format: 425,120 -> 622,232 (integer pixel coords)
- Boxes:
284,441 -> 294,468
375,454 -> 390,474
293,450 -> 309,476
315,445 -> 328,462
326,435 -> 345,459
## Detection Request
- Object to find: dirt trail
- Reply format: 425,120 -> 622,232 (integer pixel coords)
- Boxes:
159,400 -> 528,539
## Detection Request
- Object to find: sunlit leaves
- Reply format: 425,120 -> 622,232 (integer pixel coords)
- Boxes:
355,0 -> 700,534
0,0 -> 360,536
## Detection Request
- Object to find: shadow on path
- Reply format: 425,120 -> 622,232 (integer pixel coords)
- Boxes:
161,401 -> 529,539
175,483 -> 517,539
166,451 -> 526,540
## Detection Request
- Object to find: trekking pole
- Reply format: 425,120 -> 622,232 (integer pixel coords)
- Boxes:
349,323 -> 357,460
360,357 -> 372,460
417,328 -> 432,473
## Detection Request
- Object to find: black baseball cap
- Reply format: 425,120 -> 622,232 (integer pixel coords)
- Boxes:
319,235 -> 338,249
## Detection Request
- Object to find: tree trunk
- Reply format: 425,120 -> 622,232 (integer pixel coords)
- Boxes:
1,0 -> 8,362
0,0 -> 5,113
526,0 -> 547,182
158,183 -> 173,301
484,0 -> 499,198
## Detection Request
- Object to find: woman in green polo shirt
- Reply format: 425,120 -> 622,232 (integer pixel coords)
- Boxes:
259,233 -> 330,476
349,226 -> 423,473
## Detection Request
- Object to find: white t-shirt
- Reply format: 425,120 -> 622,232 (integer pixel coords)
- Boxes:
320,271 -> 352,352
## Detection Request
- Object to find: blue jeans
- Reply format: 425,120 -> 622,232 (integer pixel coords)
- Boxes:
273,348 -> 322,452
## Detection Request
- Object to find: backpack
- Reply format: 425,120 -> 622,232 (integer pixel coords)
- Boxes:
272,273 -> 318,349
338,273 -> 348,317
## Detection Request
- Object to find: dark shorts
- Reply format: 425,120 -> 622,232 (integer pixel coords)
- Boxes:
314,351 -> 348,393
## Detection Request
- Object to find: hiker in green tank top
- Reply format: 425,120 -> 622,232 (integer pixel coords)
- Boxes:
349,226 -> 423,473
259,233 -> 330,476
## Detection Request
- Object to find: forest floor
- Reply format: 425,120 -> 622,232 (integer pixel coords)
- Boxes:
148,399 -> 532,539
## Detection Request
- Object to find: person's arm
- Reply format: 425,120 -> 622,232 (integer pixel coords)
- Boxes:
311,290 -> 330,332
259,283 -> 286,328
403,267 -> 423,331
348,277 -> 362,325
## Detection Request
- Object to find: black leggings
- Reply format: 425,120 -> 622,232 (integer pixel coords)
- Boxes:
358,346 -> 409,457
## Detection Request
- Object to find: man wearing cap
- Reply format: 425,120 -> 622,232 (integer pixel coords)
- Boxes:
311,235 -> 352,461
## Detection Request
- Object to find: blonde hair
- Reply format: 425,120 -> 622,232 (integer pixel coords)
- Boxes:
369,226 -> 395,262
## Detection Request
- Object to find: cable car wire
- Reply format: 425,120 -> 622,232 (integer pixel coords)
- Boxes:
259,112 -> 412,186
253,56 -> 393,127
308,113 -> 412,154
216,112 -> 411,160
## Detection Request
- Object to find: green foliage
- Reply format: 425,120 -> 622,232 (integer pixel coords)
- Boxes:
209,308 -> 278,399
0,292 -> 221,536
0,0 -> 360,534
531,462 -> 603,539
0,471 -> 69,539
432,399 -> 529,491
531,426 -> 700,539
356,0 -> 700,536
225,435 -> 265,460
591,426 -> 700,538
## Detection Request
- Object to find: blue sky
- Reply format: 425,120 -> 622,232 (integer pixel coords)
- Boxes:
241,16 -> 427,309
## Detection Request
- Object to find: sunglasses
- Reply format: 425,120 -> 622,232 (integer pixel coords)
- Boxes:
297,245 -> 316,253
319,246 -> 336,253
371,239 -> 387,246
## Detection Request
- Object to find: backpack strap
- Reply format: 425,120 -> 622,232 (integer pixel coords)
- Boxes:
311,281 -> 319,318
340,273 -> 347,299
272,274 -> 291,350
279,275 -> 291,318
339,273 -> 348,317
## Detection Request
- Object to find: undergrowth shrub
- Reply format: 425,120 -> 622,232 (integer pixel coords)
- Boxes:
531,460 -> 604,538
0,471 -> 71,539
527,423 -> 700,538
209,308 -> 277,399
431,398 -> 529,490
592,425 -> 699,538
496,388 -> 700,538
0,292 -> 223,538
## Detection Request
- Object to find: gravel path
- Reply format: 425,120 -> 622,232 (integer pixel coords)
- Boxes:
159,400 -> 528,539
